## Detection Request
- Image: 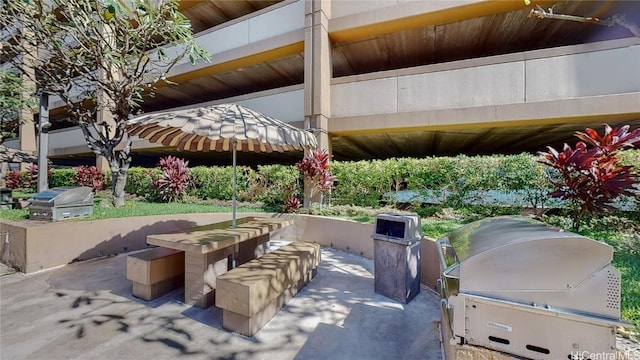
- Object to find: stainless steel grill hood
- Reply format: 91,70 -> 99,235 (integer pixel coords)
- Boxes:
29,187 -> 94,221
436,216 -> 627,360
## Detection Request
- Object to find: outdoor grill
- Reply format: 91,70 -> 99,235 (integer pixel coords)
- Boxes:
436,216 -> 627,360
29,186 -> 94,221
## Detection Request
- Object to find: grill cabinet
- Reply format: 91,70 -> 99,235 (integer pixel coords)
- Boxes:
436,216 -> 627,360
29,187 -> 94,221
0,188 -> 12,209
372,213 -> 422,304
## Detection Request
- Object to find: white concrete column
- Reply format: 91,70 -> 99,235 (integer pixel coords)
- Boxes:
303,0 -> 332,206
304,0 -> 332,152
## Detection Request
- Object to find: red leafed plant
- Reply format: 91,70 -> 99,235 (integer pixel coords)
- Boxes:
23,164 -> 39,190
295,149 -> 337,206
284,194 -> 301,213
539,124 -> 640,230
74,166 -> 105,192
4,170 -> 22,189
153,156 -> 190,202
14,165 -> 53,191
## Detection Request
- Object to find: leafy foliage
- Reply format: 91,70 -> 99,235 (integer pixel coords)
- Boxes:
124,167 -> 160,200
22,165 -> 39,191
4,171 -> 22,189
0,0 -> 209,206
49,169 -> 77,188
74,166 -> 105,192
3,165 -> 53,191
296,149 -> 337,204
153,156 -> 190,202
330,154 -> 552,208
0,71 -> 36,143
284,195 -> 301,213
540,125 -> 640,230
189,166 -> 249,201
243,164 -> 300,209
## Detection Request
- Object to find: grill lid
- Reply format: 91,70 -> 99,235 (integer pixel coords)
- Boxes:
442,217 -> 613,292
29,186 -> 93,208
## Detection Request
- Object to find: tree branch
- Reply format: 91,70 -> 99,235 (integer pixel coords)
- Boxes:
529,5 -> 640,38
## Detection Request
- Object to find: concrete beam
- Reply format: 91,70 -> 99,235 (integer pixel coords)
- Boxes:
328,93 -> 640,135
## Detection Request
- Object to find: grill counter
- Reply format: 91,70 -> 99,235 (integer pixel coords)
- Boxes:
436,216 -> 627,359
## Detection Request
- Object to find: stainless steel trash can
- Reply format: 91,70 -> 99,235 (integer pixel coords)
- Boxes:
372,213 -> 422,304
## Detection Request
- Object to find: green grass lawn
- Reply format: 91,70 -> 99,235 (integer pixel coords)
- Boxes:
578,228 -> 640,334
0,198 -> 264,221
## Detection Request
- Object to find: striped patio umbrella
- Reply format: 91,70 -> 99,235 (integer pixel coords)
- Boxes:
0,145 -> 37,163
126,103 -> 318,227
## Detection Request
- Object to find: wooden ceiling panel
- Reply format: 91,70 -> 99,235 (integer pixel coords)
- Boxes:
266,54 -> 305,83
332,1 -> 640,78
182,0 -> 283,34
331,117 -> 640,161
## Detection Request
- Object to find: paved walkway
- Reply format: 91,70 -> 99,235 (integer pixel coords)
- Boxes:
0,247 -> 443,360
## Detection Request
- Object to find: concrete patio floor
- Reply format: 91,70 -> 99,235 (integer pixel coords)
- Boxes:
0,246 -> 443,360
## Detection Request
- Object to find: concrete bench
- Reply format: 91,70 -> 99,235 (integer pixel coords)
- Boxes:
216,241 -> 321,336
126,247 -> 185,301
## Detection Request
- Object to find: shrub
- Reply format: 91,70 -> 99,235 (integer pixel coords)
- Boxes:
74,166 -> 105,192
4,170 -> 21,189
5,165 -> 53,191
284,194 -> 301,213
125,167 -> 160,199
243,164 -> 300,208
331,159 -> 395,207
22,164 -> 39,191
49,169 -> 76,188
330,154 -> 549,209
540,124 -> 640,230
296,149 -> 336,205
189,166 -> 250,201
153,156 -> 190,202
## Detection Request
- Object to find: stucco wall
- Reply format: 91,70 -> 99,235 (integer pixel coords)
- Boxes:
0,213 -> 268,273
0,221 -> 27,272
331,44 -> 640,118
286,214 -> 375,257
0,213 -> 443,290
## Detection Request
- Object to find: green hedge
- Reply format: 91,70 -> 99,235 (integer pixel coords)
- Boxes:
103,151 -> 640,209
188,166 -> 252,201
125,167 -> 160,199
244,164 -> 301,206
329,153 -> 551,207
49,169 -> 76,188
330,160 -> 396,207
620,149 -> 640,173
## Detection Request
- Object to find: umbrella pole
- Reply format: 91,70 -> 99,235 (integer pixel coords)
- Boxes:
231,140 -> 237,268
232,142 -> 237,229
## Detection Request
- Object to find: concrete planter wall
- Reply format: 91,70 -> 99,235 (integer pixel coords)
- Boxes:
0,213 -> 442,290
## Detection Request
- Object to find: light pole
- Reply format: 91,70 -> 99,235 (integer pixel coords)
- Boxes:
37,91 -> 50,193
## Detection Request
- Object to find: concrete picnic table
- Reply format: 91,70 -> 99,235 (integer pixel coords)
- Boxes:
146,216 -> 293,308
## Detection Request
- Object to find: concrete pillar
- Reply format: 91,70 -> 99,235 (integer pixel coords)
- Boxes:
304,0 -> 332,206
95,155 -> 110,172
304,0 -> 332,152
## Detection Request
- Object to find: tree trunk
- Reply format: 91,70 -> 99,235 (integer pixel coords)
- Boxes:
303,178 -> 323,207
110,161 -> 128,207
108,139 -> 132,207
